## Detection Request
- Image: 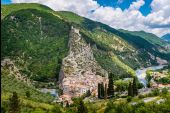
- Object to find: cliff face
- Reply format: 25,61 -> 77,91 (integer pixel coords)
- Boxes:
1,58 -> 31,86
59,26 -> 108,100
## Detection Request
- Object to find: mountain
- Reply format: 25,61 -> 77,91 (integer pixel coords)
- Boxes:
162,33 -> 170,42
119,29 -> 169,46
1,3 -> 170,112
1,3 -> 170,82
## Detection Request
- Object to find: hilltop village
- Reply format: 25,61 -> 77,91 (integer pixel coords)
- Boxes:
58,27 -> 108,103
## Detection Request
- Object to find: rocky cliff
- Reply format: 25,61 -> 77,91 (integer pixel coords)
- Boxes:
1,58 -> 32,86
59,26 -> 108,101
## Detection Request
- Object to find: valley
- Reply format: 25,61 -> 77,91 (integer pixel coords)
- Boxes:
1,3 -> 170,113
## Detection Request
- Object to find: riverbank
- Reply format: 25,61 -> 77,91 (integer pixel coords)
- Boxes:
136,65 -> 167,87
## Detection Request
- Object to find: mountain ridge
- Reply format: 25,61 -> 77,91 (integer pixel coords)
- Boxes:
162,33 -> 170,42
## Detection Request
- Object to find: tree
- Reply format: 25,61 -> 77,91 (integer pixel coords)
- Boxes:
127,96 -> 132,102
86,90 -> 91,97
104,83 -> 108,100
77,99 -> 88,113
26,91 -> 30,98
101,82 -> 105,98
132,77 -> 138,96
107,73 -> 114,98
98,83 -> 101,98
9,92 -> 20,113
128,82 -> 133,97
66,101 -> 69,108
152,88 -> 159,96
162,87 -> 168,95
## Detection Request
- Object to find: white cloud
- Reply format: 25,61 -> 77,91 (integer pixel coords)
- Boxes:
12,0 -> 170,37
129,0 -> 145,10
12,0 -> 99,17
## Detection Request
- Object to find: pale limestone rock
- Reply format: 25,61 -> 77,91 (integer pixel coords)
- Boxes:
59,26 -> 108,101
1,58 -> 32,86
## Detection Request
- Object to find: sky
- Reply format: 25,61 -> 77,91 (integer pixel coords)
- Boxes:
1,0 -> 170,37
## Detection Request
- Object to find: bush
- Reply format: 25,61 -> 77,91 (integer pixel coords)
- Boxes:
137,83 -> 144,89
161,87 -> 168,95
152,88 -> 160,96
147,92 -> 154,97
127,96 -> 132,102
138,94 -> 145,99
26,91 -> 31,98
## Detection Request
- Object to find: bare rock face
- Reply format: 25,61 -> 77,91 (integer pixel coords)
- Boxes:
59,26 -> 108,100
1,58 -> 32,86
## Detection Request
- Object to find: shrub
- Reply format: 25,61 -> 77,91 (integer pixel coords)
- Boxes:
152,88 -> 160,96
138,94 -> 145,99
161,87 -> 168,95
127,96 -> 132,102
147,92 -> 154,97
26,91 -> 31,98
137,82 -> 144,89
9,92 -> 20,113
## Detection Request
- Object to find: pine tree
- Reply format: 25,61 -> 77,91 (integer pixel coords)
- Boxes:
128,82 -> 133,97
107,73 -> 114,97
104,83 -> 108,100
132,77 -> 138,96
101,82 -> 105,98
77,99 -> 88,113
98,83 -> 101,98
86,90 -> 91,97
9,92 -> 20,113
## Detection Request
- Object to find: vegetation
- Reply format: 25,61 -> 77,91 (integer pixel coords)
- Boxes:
119,29 -> 169,46
98,83 -> 105,99
107,73 -> 114,98
9,92 -> 20,113
25,91 -> 31,98
157,77 -> 170,84
1,8 -> 70,82
1,3 -> 170,113
115,79 -> 131,92
77,99 -> 88,113
128,82 -> 133,97
132,77 -> 138,96
104,95 -> 170,113
1,72 -> 54,103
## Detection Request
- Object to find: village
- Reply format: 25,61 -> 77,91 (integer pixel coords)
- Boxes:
42,27 -> 170,105
57,26 -> 109,104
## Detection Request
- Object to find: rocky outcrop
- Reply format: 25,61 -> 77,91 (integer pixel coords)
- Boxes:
1,58 -> 32,86
59,26 -> 108,101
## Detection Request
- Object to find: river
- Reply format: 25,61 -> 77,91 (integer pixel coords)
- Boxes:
39,88 -> 58,97
136,65 -> 167,87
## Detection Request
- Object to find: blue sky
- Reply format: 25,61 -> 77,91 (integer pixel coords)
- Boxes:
1,0 -> 11,4
1,0 -> 170,36
96,0 -> 152,16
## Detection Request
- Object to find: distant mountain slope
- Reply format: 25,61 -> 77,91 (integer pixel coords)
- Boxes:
1,3 -> 170,82
162,34 -> 170,42
119,29 -> 168,46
